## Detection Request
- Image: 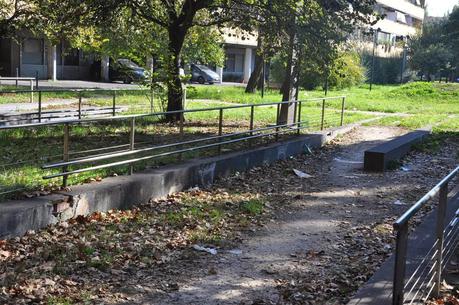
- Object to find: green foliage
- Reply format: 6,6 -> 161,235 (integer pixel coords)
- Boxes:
361,52 -> 402,84
409,16 -> 456,80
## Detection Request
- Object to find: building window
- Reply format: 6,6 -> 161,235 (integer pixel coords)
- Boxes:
23,38 -> 43,65
225,54 -> 236,72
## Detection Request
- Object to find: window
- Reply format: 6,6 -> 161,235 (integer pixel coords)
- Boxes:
64,48 -> 79,66
23,38 -> 43,65
225,54 -> 236,72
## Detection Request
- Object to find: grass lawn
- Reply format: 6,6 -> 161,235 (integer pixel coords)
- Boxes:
0,81 -> 456,199
188,82 -> 459,132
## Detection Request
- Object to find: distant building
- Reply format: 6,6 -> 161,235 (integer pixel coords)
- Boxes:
354,0 -> 426,57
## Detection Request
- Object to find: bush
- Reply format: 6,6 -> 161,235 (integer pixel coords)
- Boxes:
328,51 -> 366,89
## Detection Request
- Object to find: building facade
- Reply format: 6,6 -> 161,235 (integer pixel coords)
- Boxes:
0,34 -> 96,80
354,0 -> 425,57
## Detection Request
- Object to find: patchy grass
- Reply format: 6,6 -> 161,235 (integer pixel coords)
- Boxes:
0,188 -> 266,304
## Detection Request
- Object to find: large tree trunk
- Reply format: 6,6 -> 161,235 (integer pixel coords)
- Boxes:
279,30 -> 299,125
165,25 -> 187,122
245,35 -> 264,93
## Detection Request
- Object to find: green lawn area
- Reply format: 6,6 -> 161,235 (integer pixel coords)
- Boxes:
0,81 -> 457,199
188,82 -> 459,131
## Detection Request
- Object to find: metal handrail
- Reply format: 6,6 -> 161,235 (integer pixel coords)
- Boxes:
395,167 -> 459,228
0,88 -> 148,94
392,166 -> 459,305
0,96 -> 346,130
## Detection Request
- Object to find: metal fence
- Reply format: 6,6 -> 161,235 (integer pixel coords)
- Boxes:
0,96 -> 346,198
392,166 -> 459,305
0,88 -> 158,126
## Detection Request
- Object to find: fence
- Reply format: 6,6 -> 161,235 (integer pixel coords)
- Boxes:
392,166 -> 459,305
0,77 -> 36,102
0,88 -> 159,126
0,96 -> 346,198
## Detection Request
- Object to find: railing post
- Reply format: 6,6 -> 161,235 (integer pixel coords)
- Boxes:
297,101 -> 302,135
218,108 -> 223,154
15,68 -> 18,88
275,103 -> 280,141
150,88 -> 154,114
340,97 -> 345,126
78,92 -> 82,120
30,79 -> 33,103
321,98 -> 326,131
35,71 -> 39,90
393,223 -> 409,305
129,117 -> 135,175
62,123 -> 70,188
249,105 -> 254,147
38,91 -> 42,123
178,111 -> 184,160
112,91 -> 116,116
434,183 -> 449,297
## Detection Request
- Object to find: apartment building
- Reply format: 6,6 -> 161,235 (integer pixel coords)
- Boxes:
354,0 -> 425,56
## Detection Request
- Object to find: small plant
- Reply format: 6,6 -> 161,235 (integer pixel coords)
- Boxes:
241,199 -> 264,215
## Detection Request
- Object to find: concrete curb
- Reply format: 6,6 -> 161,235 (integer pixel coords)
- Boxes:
0,131 -> 341,239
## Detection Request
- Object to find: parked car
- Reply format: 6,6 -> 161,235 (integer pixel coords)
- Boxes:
110,59 -> 146,84
190,64 -> 220,84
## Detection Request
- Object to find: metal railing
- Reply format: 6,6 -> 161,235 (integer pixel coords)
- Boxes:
393,166 -> 459,305
0,88 -> 156,125
0,77 -> 36,102
0,96 -> 346,195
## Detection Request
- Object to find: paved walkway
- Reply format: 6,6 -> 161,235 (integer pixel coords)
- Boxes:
347,188 -> 459,305
0,80 -> 243,90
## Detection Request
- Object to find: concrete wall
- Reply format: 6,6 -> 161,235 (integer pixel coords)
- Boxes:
0,134 -> 328,239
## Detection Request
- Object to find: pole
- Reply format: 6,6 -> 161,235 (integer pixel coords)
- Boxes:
15,67 -> 18,87
129,117 -> 135,175
38,91 -> 42,123
340,97 -> 345,126
78,92 -> 82,120
35,71 -> 39,89
400,45 -> 407,84
112,91 -> 116,116
392,223 -> 409,305
62,124 -> 70,187
218,108 -> 223,153
434,183 -> 448,297
261,58 -> 265,99
370,29 -> 378,92
321,98 -> 326,130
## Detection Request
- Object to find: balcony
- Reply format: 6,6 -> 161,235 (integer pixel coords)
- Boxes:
376,0 -> 425,20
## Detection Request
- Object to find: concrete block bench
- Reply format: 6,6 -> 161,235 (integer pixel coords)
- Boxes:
364,130 -> 430,172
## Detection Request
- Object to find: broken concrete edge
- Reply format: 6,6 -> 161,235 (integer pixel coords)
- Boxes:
364,129 -> 431,172
0,127 -> 354,239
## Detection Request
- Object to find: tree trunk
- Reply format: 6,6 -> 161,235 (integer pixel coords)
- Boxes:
165,25 -> 187,122
279,30 -> 299,125
245,36 -> 264,93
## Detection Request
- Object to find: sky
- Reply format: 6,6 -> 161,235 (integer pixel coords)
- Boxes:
425,0 -> 458,16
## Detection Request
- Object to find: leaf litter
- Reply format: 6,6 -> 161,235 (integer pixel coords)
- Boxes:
0,126 -> 457,305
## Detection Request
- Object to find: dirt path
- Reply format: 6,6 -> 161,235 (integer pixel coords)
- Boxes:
1,126 -> 457,305
125,126 -> 454,305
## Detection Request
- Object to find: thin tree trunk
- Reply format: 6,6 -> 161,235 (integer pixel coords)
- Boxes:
165,25 -> 187,122
245,35 -> 264,93
279,29 -> 299,125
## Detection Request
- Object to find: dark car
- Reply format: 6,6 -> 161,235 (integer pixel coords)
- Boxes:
190,64 -> 220,84
110,59 -> 146,84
